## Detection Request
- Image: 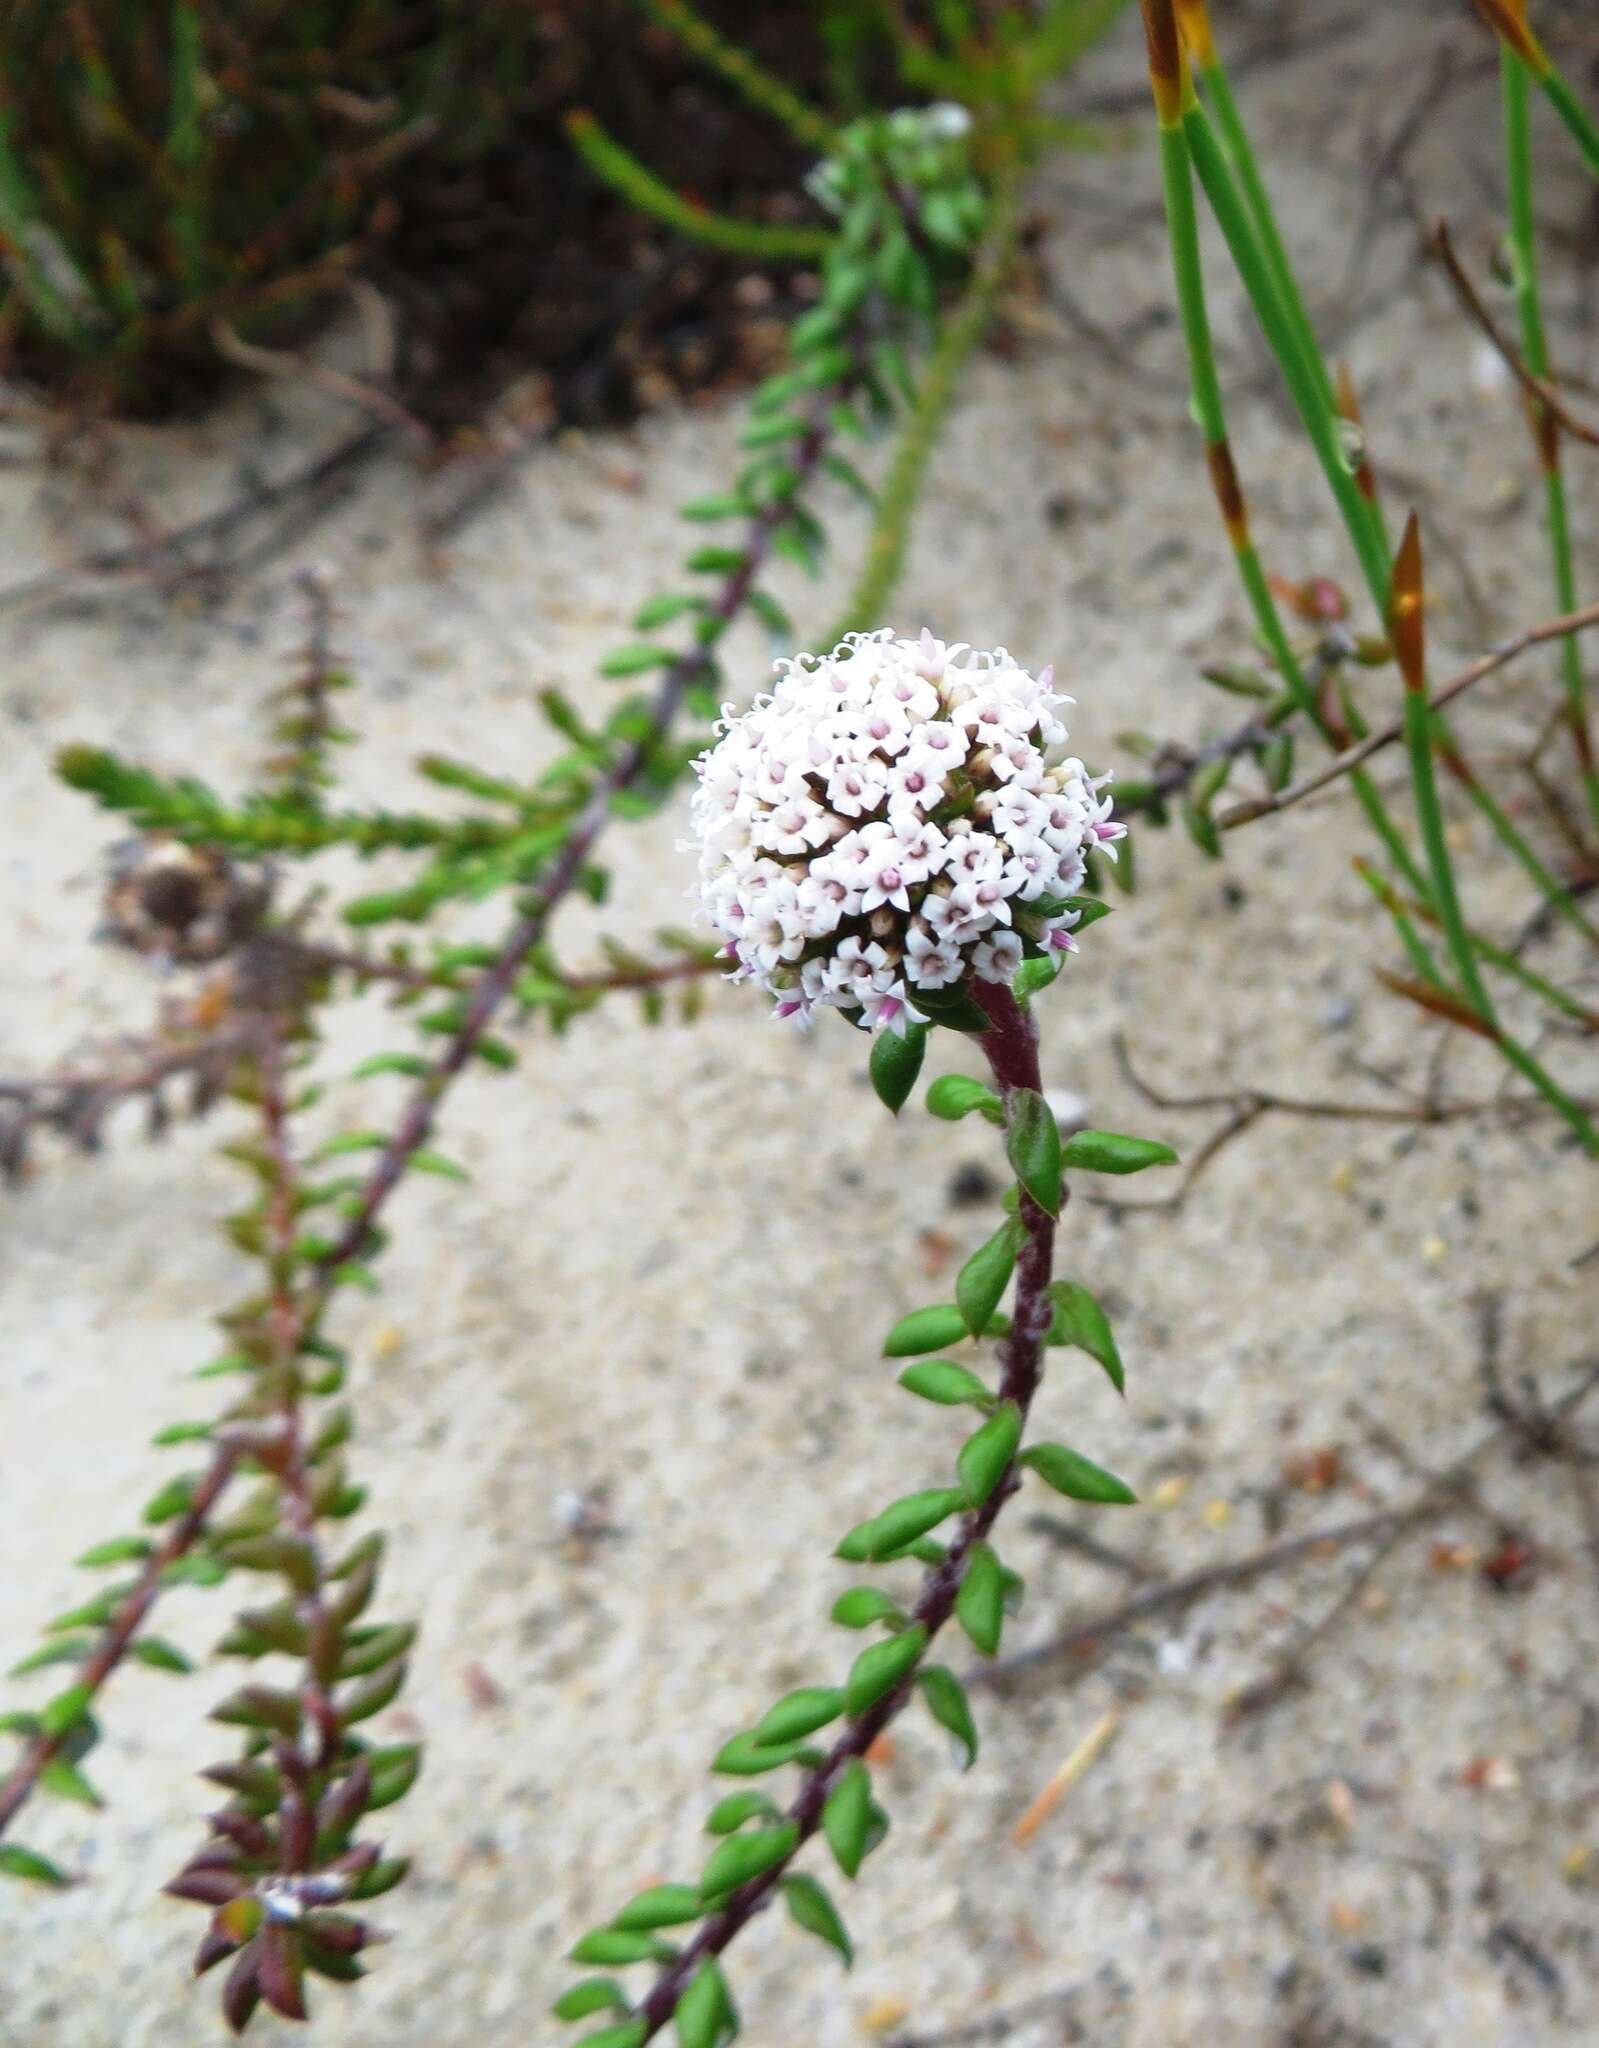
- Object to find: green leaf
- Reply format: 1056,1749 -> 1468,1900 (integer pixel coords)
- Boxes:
634,592 -> 705,629
574,2026 -> 645,2048
746,589 -> 792,636
349,1855 -> 410,1901
680,492 -> 750,523
711,1731 -> 818,1777
909,986 -> 993,1033
869,1023 -> 926,1115
142,1473 -> 198,1525
882,1304 -> 968,1358
1060,1131 -> 1178,1176
38,1757 -> 100,1807
699,1822 -> 798,1900
822,1758 -> 871,1879
844,1624 -> 927,1718
1012,952 -> 1066,999
955,1542 -> 1004,1657
783,1872 -> 853,1967
0,1844 -> 69,1886
830,1587 -> 903,1631
957,1400 -> 1022,1507
918,1665 -> 979,1769
569,1929 -> 673,1967
599,644 -> 676,679
39,1683 -> 94,1739
956,1222 -> 1019,1338
1046,1282 -> 1124,1393
705,1791 -> 778,1835
925,1075 -> 1002,1123
350,1052 -> 431,1080
150,1420 -> 212,1446
130,1637 -> 193,1675
409,1149 -> 469,1182
74,1536 -> 152,1569
685,546 -> 745,575
897,1360 -> 992,1411
1004,1089 -> 1062,1216
318,1130 -> 388,1158
10,1636 -> 92,1677
613,1884 -> 704,1932
754,1688 -> 845,1746
674,1959 -> 731,2048
1021,1443 -> 1137,1505
835,1488 -> 964,1564
552,1978 -> 628,2022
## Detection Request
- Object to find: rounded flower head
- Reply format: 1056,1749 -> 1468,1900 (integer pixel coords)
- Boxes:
689,629 -> 1125,1034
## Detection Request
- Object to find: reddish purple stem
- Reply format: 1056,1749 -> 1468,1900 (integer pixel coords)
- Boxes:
633,982 -> 1059,2038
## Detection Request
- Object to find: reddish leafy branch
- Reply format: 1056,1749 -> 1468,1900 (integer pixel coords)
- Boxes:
0,390 -> 848,1864
310,395 -> 842,1289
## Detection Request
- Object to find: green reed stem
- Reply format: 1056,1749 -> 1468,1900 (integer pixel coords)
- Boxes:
1151,107 -> 1431,902
1182,100 -> 1392,605
1182,80 -> 1597,951
630,0 -> 835,152
825,168 -> 1022,643
1540,63 -> 1599,180
565,112 -> 831,262
1502,49 -> 1599,837
1354,861 -> 1446,990
1402,626 -> 1599,1152
1442,727 -> 1599,950
1190,51 -> 1388,565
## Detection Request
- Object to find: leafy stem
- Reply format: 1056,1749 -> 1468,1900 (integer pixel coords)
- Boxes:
0,1450 -> 238,1848
626,984 -> 1058,2042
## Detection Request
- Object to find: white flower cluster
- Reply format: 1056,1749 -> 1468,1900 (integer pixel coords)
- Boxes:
690,629 -> 1124,1035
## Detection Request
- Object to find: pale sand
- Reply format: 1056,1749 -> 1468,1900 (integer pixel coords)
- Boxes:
2,6 -> 1597,2044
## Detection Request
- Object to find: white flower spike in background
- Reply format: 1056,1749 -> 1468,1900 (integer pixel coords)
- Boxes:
690,629 -> 1125,1034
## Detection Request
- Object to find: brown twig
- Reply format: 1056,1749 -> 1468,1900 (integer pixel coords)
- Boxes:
1432,219 -> 1599,449
1083,1034 -> 1590,1215
1218,599 -> 1599,829
976,1363 -> 1599,1692
0,1011 -> 263,1181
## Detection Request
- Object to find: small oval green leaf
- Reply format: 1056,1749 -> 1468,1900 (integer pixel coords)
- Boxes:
955,1223 -> 1019,1338
844,1623 -> 928,1718
955,1542 -> 1004,1657
881,1305 -> 969,1358
1060,1130 -> 1178,1175
956,1400 -> 1022,1507
1004,1089 -> 1062,1216
754,1687 -> 845,1746
897,1360 -> 993,1409
1021,1443 -> 1137,1505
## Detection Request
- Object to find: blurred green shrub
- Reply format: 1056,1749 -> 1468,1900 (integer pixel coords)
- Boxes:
0,1 -> 539,412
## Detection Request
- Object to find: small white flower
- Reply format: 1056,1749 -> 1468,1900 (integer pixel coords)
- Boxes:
972,930 -> 1023,982
905,921 -> 964,989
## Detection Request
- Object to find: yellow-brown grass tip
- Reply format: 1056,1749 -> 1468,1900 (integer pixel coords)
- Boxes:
1173,0 -> 1218,69
1139,0 -> 1187,125
1389,512 -> 1427,690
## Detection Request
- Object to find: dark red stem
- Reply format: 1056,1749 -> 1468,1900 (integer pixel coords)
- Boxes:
634,984 -> 1058,2039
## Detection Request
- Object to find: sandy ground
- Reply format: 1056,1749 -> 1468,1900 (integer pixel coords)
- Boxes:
4,6 -> 1599,2045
